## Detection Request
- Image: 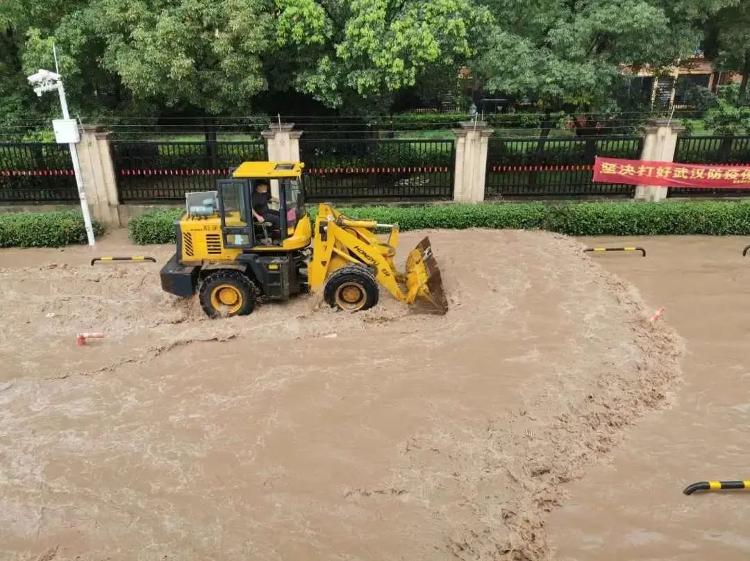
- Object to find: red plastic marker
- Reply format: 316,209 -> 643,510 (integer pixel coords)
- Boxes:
649,307 -> 665,323
76,332 -> 105,346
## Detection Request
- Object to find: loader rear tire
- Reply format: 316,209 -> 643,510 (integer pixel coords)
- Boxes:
199,270 -> 256,318
324,266 -> 379,312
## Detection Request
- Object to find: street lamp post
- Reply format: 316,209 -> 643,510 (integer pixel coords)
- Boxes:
27,69 -> 96,246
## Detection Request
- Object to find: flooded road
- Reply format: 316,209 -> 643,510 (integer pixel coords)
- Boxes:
0,229 -> 679,561
550,236 -> 750,560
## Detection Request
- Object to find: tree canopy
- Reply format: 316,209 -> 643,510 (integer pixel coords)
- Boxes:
473,0 -> 730,110
704,1 -> 750,99
275,0 -> 488,111
0,0 -> 747,123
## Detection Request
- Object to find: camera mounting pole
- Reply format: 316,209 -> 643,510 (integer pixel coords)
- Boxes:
27,69 -> 95,246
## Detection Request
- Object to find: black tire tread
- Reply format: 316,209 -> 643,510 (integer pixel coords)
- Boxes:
199,269 -> 256,318
323,265 -> 379,311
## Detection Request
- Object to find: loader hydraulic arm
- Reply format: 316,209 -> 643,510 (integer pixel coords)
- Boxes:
334,215 -> 399,249
308,203 -> 447,314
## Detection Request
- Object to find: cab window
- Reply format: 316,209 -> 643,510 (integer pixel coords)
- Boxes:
220,180 -> 248,226
282,178 -> 306,230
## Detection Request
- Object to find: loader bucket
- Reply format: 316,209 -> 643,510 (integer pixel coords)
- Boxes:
405,236 -> 449,315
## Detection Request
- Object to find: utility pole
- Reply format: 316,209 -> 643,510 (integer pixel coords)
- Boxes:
27,69 -> 96,246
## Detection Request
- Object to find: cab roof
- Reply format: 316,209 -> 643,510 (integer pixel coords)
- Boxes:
232,161 -> 304,179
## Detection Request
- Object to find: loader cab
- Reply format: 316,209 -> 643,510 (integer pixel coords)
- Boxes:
217,161 -> 308,251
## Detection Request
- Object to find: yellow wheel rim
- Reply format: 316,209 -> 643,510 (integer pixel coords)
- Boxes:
335,282 -> 366,311
210,284 -> 243,314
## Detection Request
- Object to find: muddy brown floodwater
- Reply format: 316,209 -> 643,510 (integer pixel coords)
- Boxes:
0,229 -> 682,561
549,235 -> 750,561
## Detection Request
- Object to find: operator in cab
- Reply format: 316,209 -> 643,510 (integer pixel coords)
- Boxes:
251,181 -> 280,231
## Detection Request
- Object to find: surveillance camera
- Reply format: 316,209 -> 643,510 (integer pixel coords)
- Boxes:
28,69 -> 62,96
27,70 -> 47,84
27,69 -> 61,85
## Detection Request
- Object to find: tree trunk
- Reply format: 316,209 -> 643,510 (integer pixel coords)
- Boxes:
740,51 -> 750,103
535,113 -> 553,153
719,135 -> 734,162
1,28 -> 22,73
204,120 -> 218,169
528,112 -> 553,191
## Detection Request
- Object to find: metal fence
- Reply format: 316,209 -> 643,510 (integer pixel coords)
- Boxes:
485,136 -> 643,199
0,143 -> 78,203
669,135 -> 750,198
112,140 -> 267,202
300,138 -> 455,201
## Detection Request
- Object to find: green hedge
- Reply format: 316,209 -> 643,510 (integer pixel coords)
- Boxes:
542,200 -> 750,235
111,141 -> 266,170
376,112 -> 547,129
128,201 -> 750,244
0,210 -> 105,247
302,140 -> 454,168
486,113 -> 544,129
487,137 -> 643,165
340,201 -> 750,235
128,208 -> 182,245
375,112 -> 467,129
0,143 -> 75,170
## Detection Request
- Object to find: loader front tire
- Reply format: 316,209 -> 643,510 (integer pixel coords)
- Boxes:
199,270 -> 256,318
324,266 -> 379,312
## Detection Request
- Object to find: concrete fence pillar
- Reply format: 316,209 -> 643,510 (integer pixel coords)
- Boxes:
77,125 -> 121,226
634,119 -> 684,202
262,123 -> 302,162
452,121 -> 493,203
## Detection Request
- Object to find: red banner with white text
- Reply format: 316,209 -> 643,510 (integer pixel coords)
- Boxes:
593,156 -> 750,189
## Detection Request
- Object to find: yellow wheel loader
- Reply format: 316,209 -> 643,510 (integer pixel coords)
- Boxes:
159,161 -> 448,318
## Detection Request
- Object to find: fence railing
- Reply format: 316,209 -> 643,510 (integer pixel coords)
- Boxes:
7,129 -> 750,210
111,140 -> 266,202
0,143 -> 78,203
300,138 -> 455,201
485,136 -> 643,199
669,135 -> 750,198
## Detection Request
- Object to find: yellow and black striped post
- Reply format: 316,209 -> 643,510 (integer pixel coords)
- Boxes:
584,247 -> 646,257
684,480 -> 750,495
743,245 -> 750,257
90,256 -> 157,266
